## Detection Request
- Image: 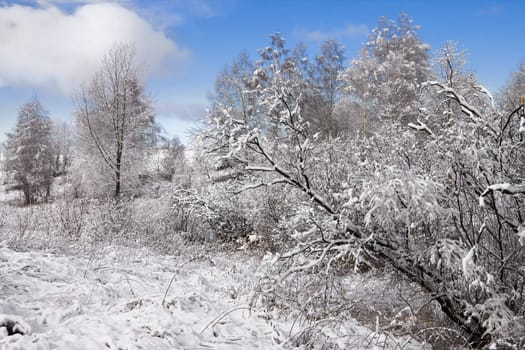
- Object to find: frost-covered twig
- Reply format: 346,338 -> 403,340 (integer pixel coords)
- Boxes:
279,239 -> 350,282
500,103 -> 525,138
416,327 -> 469,345
200,305 -> 252,335
125,274 -> 136,298
162,255 -> 201,306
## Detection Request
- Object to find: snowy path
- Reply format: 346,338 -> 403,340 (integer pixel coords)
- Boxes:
0,245 -> 288,350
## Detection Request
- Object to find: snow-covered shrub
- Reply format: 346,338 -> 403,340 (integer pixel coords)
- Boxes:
205,195 -> 252,242
196,28 -> 525,347
169,187 -> 251,242
125,195 -> 183,251
48,197 -> 88,238
242,185 -> 296,252
75,195 -> 174,249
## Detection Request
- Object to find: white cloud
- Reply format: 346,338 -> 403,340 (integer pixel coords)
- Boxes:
157,101 -> 207,122
36,0 -> 114,5
0,3 -> 189,94
477,4 -> 504,16
304,23 -> 368,42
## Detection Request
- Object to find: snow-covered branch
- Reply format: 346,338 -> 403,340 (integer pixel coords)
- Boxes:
424,81 -> 483,121
232,179 -> 291,194
408,119 -> 434,136
479,183 -> 525,207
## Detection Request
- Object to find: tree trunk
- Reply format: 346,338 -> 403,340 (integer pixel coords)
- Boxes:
23,185 -> 31,205
114,168 -> 121,198
115,178 -> 120,198
115,142 -> 122,198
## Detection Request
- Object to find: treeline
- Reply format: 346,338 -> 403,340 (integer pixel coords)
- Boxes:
2,45 -> 186,205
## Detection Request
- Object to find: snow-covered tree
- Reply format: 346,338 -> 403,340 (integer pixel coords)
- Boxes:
429,41 -> 494,126
212,51 -> 255,124
158,136 -> 186,183
434,41 -> 469,89
49,120 -> 72,176
4,98 -> 54,204
303,40 -> 345,139
74,44 -> 156,198
498,60 -> 525,111
341,14 -> 431,131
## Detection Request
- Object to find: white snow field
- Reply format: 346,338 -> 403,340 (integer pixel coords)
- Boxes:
0,243 -> 425,349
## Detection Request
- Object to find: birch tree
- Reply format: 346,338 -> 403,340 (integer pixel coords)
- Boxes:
75,44 -> 155,198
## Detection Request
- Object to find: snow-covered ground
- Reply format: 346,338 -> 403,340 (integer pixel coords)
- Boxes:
0,243 -> 426,349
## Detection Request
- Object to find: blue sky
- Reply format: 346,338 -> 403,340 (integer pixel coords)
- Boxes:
1,0 -> 524,144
